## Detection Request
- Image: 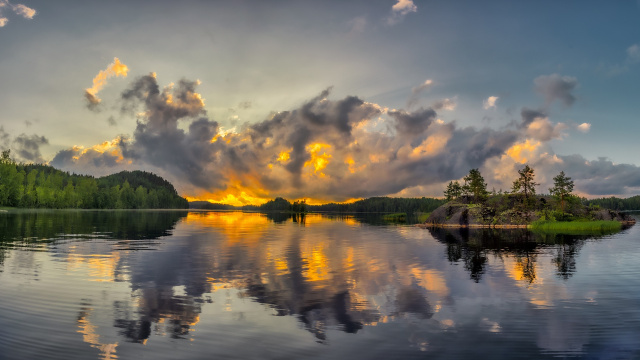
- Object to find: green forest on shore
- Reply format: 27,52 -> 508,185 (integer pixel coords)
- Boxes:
0,150 -> 188,209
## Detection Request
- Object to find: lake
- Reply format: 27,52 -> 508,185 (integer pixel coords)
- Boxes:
0,210 -> 639,359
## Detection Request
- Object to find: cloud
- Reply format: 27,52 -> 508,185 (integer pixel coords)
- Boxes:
432,98 -> 456,111
534,74 -> 578,107
55,74 -> 527,203
483,96 -> 499,110
577,123 -> 591,133
85,57 -> 129,111
407,79 -> 433,108
627,43 -> 640,63
387,0 -> 417,25
11,3 -> 34,18
12,133 -> 48,163
52,73 -> 640,202
0,127 -> 48,163
519,108 -> 567,142
0,0 -> 36,27
412,79 -> 433,94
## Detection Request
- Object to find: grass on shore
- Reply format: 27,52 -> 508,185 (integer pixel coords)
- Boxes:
530,220 -> 621,232
382,213 -> 407,222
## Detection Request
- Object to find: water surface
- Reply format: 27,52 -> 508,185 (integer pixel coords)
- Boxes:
1,210 -> 639,359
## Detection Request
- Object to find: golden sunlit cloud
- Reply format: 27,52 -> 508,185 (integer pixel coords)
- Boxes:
304,143 -> 332,177
85,57 -> 129,108
506,139 -> 541,164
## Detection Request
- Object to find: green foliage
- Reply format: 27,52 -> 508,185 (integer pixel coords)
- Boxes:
530,220 -> 621,232
290,199 -> 307,213
586,195 -> 640,211
309,196 -> 446,213
444,181 -> 462,201
382,213 -> 407,222
260,197 -> 292,211
512,164 -> 539,199
0,152 -> 187,209
549,171 -> 574,213
462,169 -> 488,203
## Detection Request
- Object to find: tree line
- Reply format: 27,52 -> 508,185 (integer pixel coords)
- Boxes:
191,196 -> 446,214
0,150 -> 188,209
585,195 -> 640,211
444,165 -> 575,213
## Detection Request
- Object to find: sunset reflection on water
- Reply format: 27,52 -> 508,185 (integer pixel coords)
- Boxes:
0,210 -> 639,359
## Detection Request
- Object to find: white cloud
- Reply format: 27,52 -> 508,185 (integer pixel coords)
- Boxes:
12,3 -> 35,19
387,0 -> 417,25
0,0 -> 36,27
577,123 -> 591,133
407,79 -> 434,108
433,97 -> 456,111
627,44 -> 640,63
412,79 -> 433,94
483,96 -> 499,110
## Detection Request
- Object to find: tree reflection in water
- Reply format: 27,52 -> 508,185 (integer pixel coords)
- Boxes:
427,227 -> 594,283
1,210 -> 632,359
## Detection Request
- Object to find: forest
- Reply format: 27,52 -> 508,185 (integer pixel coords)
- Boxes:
0,150 -> 188,209
585,196 -> 640,211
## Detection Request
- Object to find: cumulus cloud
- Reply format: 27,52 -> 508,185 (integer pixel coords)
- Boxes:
534,74 -> 578,107
387,0 -> 417,25
55,74 -> 530,203
577,123 -> 591,133
52,73 -> 640,202
519,108 -> 567,142
0,0 -> 36,27
85,57 -> 129,111
483,96 -> 499,110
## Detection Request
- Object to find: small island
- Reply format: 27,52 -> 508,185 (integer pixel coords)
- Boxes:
422,166 -> 636,231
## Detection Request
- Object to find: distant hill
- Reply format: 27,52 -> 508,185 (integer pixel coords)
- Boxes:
0,151 -> 188,209
98,170 -> 181,196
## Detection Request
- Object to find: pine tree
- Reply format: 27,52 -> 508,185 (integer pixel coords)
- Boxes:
549,171 -> 574,214
444,181 -> 463,201
512,164 -> 539,200
463,169 -> 488,203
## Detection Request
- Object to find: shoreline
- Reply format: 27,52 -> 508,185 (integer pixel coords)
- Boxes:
418,219 -> 636,229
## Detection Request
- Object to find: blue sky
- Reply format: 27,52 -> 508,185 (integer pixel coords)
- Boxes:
1,0 -> 639,203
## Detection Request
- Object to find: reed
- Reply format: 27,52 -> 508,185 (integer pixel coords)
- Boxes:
530,220 -> 621,232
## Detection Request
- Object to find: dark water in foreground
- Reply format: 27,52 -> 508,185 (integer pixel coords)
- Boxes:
0,210 -> 639,360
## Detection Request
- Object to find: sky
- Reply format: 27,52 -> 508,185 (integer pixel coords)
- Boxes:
1,0 -> 640,205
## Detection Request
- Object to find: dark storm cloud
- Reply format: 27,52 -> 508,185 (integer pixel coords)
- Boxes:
534,74 -> 578,107
389,108 -> 437,136
12,133 -> 48,162
520,108 -> 547,127
558,155 -> 640,196
0,127 -> 48,163
52,74 -> 640,200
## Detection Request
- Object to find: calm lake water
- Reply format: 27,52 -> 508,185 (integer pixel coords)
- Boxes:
0,210 -> 639,360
